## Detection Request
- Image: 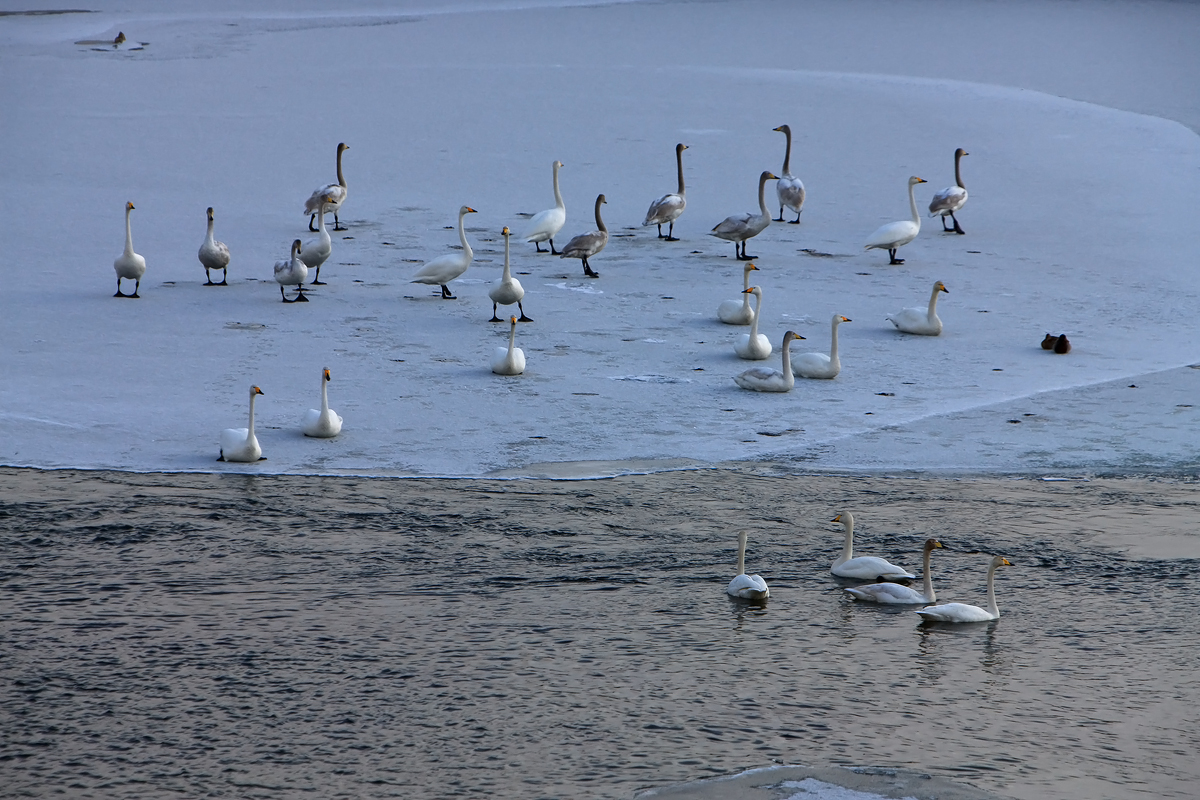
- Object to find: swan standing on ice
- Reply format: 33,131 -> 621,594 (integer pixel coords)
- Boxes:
219,385 -> 265,462
302,199 -> 333,285
726,530 -> 769,600
792,315 -> 851,379
492,316 -> 526,375
642,143 -> 688,241
929,148 -> 969,234
411,205 -> 477,299
888,280 -> 948,335
305,142 -> 348,232
560,194 -> 608,278
830,511 -> 915,581
488,227 -> 531,322
845,539 -> 943,604
734,287 -> 772,360
864,176 -> 927,264
113,201 -> 146,298
711,171 -> 777,260
773,125 -> 805,223
524,160 -> 566,254
717,262 -> 760,325
733,330 -> 803,393
302,367 -> 342,438
915,555 -> 1013,623
198,206 -> 230,286
274,239 -> 309,303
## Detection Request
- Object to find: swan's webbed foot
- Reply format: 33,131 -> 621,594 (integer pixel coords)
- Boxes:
664,223 -> 678,242
664,236 -> 680,242
789,212 -> 802,224
490,303 -> 503,322
517,302 -> 533,322
217,453 -> 225,462
737,253 -> 756,261
549,240 -> 559,255
308,214 -> 318,232
440,284 -> 457,299
333,214 -> 346,232
656,224 -> 665,239
887,249 -> 904,265
311,280 -> 326,285
582,258 -> 599,278
950,214 -> 965,234
534,241 -> 546,253
294,287 -> 309,302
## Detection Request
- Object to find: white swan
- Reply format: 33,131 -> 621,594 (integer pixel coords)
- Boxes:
492,316 -> 526,375
929,148 -> 968,234
198,206 -> 230,286
304,142 -> 348,231
726,530 -> 769,601
524,160 -> 566,253
792,315 -> 851,379
302,367 -> 343,438
274,239 -> 309,303
888,280 -> 948,335
560,193 -> 607,278
734,286 -> 772,360
711,171 -> 777,260
773,125 -> 806,223
845,539 -> 943,604
219,385 -> 264,462
302,199 -> 333,285
830,511 -> 915,580
717,262 -> 759,325
113,201 -> 146,298
412,205 -> 477,299
643,143 -> 688,241
488,227 -> 531,322
733,330 -> 803,393
915,555 -> 1012,623
864,176 -> 927,264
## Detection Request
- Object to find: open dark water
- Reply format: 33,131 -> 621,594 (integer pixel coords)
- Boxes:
1,468 -> 1198,799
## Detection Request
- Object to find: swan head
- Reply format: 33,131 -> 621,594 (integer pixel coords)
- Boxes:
743,262 -> 759,274
125,201 -> 135,212
909,176 -> 928,186
323,368 -> 331,382
955,147 -> 969,159
502,226 -> 510,238
924,538 -> 944,552
337,142 -> 349,153
676,143 -> 689,154
992,556 -> 1013,568
934,281 -> 948,294
761,171 -> 779,182
291,239 -> 303,256
832,511 -> 853,528
554,160 -> 564,169
782,330 -> 805,345
772,124 -> 791,135
460,206 -> 477,216
834,315 -> 851,324
597,194 -> 607,205
742,286 -> 762,297
206,206 -> 215,221
251,385 -> 264,396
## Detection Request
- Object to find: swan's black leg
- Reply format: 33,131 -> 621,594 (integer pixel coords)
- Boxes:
204,269 -> 215,286
518,301 -> 532,322
775,207 -> 785,222
888,248 -> 904,265
311,266 -> 326,285
549,239 -> 559,255
657,223 -> 665,239
582,256 -> 599,278
941,215 -> 952,232
950,213 -> 964,234
281,285 -> 294,303
790,210 -> 802,224
131,279 -> 140,298
309,213 -> 318,232
534,241 -> 546,253
737,241 -> 755,260
441,284 -> 456,299
665,222 -> 678,242
333,212 -> 346,232
490,301 -> 503,322
114,277 -> 124,297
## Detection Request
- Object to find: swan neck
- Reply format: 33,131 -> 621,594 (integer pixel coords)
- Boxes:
507,322 -> 517,352
247,390 -> 258,434
781,335 -> 793,375
317,203 -> 327,232
736,533 -> 746,576
675,146 -> 686,195
205,216 -> 215,244
458,209 -> 473,259
908,180 -> 920,225
954,151 -> 966,190
594,196 -> 607,233
748,291 -> 762,337
781,127 -> 793,175
985,561 -> 1000,616
928,286 -> 942,318
829,318 -> 840,362
320,375 -> 329,413
336,146 -> 346,188
552,162 -> 564,210
124,206 -> 134,255
502,235 -> 512,281
921,545 -> 935,601
841,518 -> 854,561
757,173 -> 771,220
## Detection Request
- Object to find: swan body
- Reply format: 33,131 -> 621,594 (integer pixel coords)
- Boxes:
929,148 -> 968,234
773,125 -> 805,223
219,385 -> 264,462
302,367 -> 342,438
412,205 -> 477,298
301,200 -> 333,285
643,143 -> 688,240
733,330 -> 803,392
734,286 -> 772,360
198,206 -> 230,286
915,556 -> 1012,622
792,315 -> 850,379
488,227 -> 531,322
717,262 -> 759,325
711,171 -> 777,260
113,201 -> 146,298
726,530 -> 769,601
865,176 -> 927,264
830,511 -> 915,580
846,539 -> 943,604
492,316 -> 526,375
274,239 -> 309,303
524,160 -> 566,253
888,280 -> 948,335
305,142 -> 348,231
560,193 -> 607,278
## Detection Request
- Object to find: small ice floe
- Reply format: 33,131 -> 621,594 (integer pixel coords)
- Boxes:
779,777 -> 917,800
546,281 -> 603,294
609,375 -> 692,384
642,338 -> 665,343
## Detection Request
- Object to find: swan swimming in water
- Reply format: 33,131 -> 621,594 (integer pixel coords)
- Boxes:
488,227 -> 531,322
864,176 -> 927,264
845,539 -> 943,604
733,330 -> 803,393
198,206 -> 230,286
915,555 -> 1012,622
642,143 -> 688,241
887,280 -> 948,336
219,385 -> 265,462
411,205 -> 477,298
830,511 -> 915,581
274,239 -> 308,303
302,199 -> 333,285
524,160 -> 566,253
711,171 -> 777,260
773,125 -> 805,223
492,316 -> 526,375
301,367 -> 343,438
792,315 -> 851,379
717,262 -> 759,325
113,201 -> 146,298
734,287 -> 772,360
726,530 -> 769,601
929,148 -> 969,234
560,194 -> 608,278
304,142 -> 348,232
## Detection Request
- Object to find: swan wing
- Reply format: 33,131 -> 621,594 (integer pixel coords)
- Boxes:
865,220 -> 919,250
845,582 -> 927,604
412,253 -> 469,284
929,186 -> 967,215
727,573 -> 769,599
791,352 -> 833,378
711,212 -> 754,236
560,230 -> 606,258
832,556 -> 915,580
304,184 -> 345,215
914,602 -> 995,622
717,299 -> 753,325
523,207 -> 566,242
644,193 -> 685,226
776,177 -> 805,210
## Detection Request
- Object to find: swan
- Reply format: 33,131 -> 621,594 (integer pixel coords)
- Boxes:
845,539 -> 943,604
274,239 -> 309,303
887,280 -> 948,335
113,201 -> 146,298
792,315 -> 851,379
734,286 -> 772,360
302,199 -> 333,285
733,330 -> 803,393
915,555 -> 1013,622
929,148 -> 968,234
830,511 -> 915,580
491,316 -> 526,375
524,160 -> 566,253
864,176 -> 927,264
560,193 -> 607,278
717,262 -> 759,325
711,171 -> 777,260
643,143 -> 688,241
773,125 -> 805,223
301,367 -> 343,438
488,227 -> 531,322
412,205 -> 477,298
726,530 -> 769,601
304,142 -> 348,232
198,206 -> 230,286
219,385 -> 265,462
